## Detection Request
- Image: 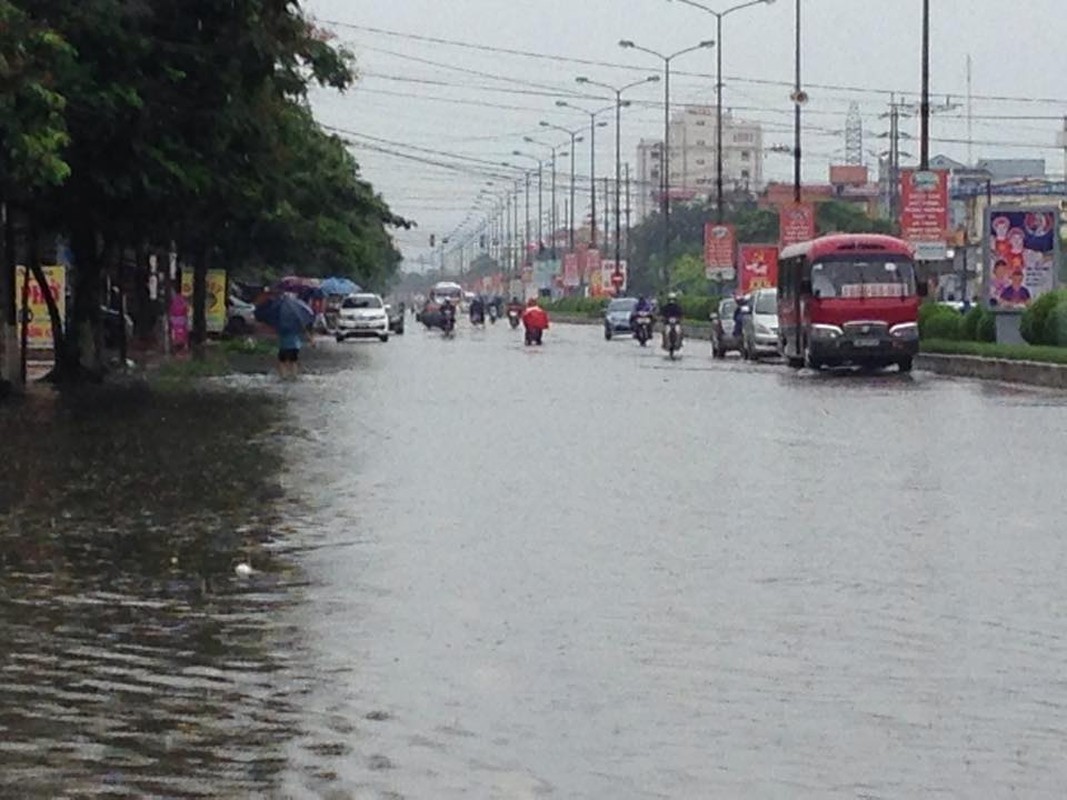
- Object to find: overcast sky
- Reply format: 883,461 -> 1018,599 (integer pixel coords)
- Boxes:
304,0 -> 1067,267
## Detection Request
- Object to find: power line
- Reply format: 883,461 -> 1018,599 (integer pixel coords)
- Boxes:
327,19 -> 1067,107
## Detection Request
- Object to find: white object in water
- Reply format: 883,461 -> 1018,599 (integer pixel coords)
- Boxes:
234,562 -> 254,578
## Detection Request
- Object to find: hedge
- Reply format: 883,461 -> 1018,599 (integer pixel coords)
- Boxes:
1021,289 -> 1067,346
922,339 -> 1067,366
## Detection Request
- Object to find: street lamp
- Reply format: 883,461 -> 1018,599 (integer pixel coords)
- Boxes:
667,0 -> 776,219
920,0 -> 930,170
541,122 -> 585,254
525,135 -> 572,260
556,101 -> 613,251
512,151 -> 543,261
575,74 -> 660,288
618,39 -> 714,275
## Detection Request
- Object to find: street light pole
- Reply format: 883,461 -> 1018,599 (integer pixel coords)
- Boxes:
556,103 -> 617,253
576,75 -> 660,288
667,0 -> 776,219
920,0 -> 930,170
793,0 -> 802,203
619,39 -> 715,281
538,124 -> 585,256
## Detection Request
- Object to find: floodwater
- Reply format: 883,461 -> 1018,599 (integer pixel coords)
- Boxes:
4,323 -> 1067,798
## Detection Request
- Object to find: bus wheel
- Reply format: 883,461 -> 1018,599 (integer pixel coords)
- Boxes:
786,356 -> 804,369
898,357 -> 914,374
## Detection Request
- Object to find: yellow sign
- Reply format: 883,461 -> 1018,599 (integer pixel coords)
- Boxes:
180,269 -> 228,333
15,266 -> 65,349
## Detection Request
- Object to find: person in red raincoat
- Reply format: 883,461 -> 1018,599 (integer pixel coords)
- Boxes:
522,298 -> 549,346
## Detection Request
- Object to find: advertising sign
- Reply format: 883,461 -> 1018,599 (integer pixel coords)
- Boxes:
15,266 -> 65,349
704,222 -> 735,279
779,203 -> 816,248
900,168 -> 949,260
738,245 -> 779,294
584,248 -> 602,282
181,269 -> 228,333
984,206 -> 1060,312
602,260 -> 628,294
562,253 -> 580,288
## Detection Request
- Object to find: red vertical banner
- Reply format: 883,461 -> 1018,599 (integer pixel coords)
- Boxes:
562,253 -> 580,288
738,245 -> 779,294
900,168 -> 949,259
704,223 -> 736,279
779,203 -> 816,248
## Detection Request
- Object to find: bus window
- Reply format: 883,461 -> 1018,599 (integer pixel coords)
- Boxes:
811,260 -> 916,299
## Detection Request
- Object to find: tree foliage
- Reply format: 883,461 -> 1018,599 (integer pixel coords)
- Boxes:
3,0 -> 406,379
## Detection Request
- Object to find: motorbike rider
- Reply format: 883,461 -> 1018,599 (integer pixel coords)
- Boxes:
631,294 -> 653,327
469,294 -> 486,325
521,297 -> 550,344
660,291 -> 683,322
439,297 -> 456,329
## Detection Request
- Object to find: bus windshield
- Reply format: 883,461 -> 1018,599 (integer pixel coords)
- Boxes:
810,259 -> 917,299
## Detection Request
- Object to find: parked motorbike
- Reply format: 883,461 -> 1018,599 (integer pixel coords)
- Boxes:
633,312 -> 653,346
663,317 -> 683,359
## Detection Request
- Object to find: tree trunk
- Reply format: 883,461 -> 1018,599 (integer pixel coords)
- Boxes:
60,220 -> 102,382
191,246 -> 208,358
1,201 -> 18,392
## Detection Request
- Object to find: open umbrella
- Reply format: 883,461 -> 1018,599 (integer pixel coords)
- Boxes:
319,277 -> 360,296
255,294 -> 314,333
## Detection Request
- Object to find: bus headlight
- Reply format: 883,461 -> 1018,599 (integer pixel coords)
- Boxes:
811,324 -> 843,340
890,322 -> 919,339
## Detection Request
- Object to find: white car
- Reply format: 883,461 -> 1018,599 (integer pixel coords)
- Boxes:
336,293 -> 390,343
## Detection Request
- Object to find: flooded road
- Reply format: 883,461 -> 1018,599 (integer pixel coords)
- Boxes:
4,323 -> 1067,797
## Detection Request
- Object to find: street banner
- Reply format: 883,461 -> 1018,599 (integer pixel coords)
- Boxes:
602,260 -> 628,295
584,248 -> 602,282
15,265 -> 65,349
704,222 -> 735,279
779,203 -> 816,248
563,253 -> 580,288
984,206 -> 1060,312
900,168 -> 949,260
589,269 -> 605,297
181,269 -> 228,333
738,245 -> 779,294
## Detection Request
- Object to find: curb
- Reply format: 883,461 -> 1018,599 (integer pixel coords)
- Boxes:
916,353 -> 1067,390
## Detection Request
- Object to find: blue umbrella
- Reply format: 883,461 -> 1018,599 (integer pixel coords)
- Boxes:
255,294 -> 314,334
319,277 -> 360,296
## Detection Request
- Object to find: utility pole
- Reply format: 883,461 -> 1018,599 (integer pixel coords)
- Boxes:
625,163 -> 632,264
603,176 -> 610,260
920,0 -> 930,170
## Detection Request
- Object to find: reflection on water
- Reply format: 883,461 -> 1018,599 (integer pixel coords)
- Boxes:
0,384 -> 306,797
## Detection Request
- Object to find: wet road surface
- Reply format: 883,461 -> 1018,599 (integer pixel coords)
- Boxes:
4,322 -> 1067,798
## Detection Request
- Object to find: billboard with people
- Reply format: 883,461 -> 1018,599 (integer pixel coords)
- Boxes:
984,207 -> 1059,312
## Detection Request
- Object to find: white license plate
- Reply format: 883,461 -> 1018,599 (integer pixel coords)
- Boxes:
854,338 -> 880,347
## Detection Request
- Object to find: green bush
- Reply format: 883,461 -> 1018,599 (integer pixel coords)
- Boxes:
918,303 -> 962,341
543,297 -> 609,316
675,295 -> 718,321
1042,300 -> 1067,346
1019,289 -> 1066,345
977,307 -> 996,342
960,305 -> 996,342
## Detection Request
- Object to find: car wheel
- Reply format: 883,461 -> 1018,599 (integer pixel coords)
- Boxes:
604,327 -> 612,341
898,356 -> 913,373
379,334 -> 389,343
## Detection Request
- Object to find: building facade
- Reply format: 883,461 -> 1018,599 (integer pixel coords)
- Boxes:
634,106 -> 763,222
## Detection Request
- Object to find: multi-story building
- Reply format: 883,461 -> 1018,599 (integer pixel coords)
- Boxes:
634,106 -> 763,222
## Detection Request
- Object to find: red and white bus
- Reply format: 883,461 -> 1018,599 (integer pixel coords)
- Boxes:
777,234 -> 923,372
